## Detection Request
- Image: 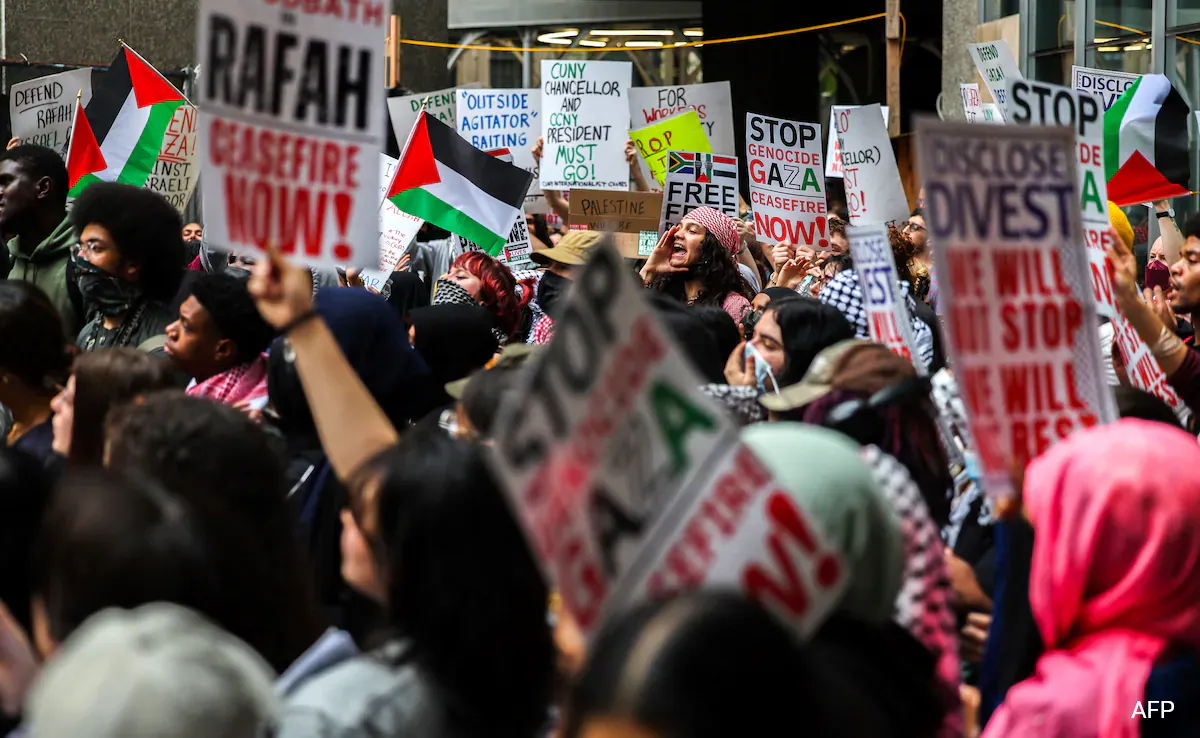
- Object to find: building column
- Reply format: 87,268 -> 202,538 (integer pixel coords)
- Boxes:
395,0 -> 451,92
940,0 -> 978,121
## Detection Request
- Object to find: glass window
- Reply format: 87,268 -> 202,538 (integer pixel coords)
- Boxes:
1095,0 -> 1153,39
1034,0 -> 1075,52
1030,51 -> 1072,85
1169,31 -> 1200,216
983,0 -> 1020,23
1092,43 -> 1153,74
1170,0 -> 1200,30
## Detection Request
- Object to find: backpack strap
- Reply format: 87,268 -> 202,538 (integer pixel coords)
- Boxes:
136,334 -> 168,354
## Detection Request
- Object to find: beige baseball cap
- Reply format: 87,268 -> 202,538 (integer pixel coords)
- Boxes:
530,230 -> 604,267
759,339 -> 871,413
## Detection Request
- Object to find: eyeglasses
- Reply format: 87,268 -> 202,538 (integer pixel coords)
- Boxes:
903,222 -> 926,234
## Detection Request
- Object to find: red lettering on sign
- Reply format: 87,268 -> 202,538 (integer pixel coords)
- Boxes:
742,492 -> 843,618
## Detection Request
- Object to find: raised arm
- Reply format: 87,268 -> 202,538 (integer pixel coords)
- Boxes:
248,250 -> 398,481
1155,200 -> 1184,266
1107,226 -> 1189,376
533,136 -> 571,223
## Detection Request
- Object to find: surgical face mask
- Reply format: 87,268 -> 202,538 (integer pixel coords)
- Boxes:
72,252 -> 142,317
744,342 -> 780,395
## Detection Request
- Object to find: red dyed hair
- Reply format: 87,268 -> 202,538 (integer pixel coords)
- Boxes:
452,251 -> 534,339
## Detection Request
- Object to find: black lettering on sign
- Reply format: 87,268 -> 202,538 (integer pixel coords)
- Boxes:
205,14 -> 372,131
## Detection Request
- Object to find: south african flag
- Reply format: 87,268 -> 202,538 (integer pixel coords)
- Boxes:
667,151 -> 738,183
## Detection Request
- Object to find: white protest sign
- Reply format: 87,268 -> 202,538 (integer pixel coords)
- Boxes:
659,151 -> 739,234
961,84 -> 983,123
967,40 -> 1023,118
848,223 -> 925,372
540,60 -> 631,191
378,154 -> 424,272
144,103 -> 200,213
835,104 -> 910,227
454,212 -> 535,272
197,0 -> 386,268
745,113 -> 828,248
1072,65 -> 1139,111
9,68 -> 92,154
488,243 -> 847,636
387,84 -> 479,148
825,105 -> 888,178
917,119 -> 1116,498
1110,310 -> 1189,417
629,82 -> 734,188
982,103 -> 1006,123
457,88 -> 542,212
1006,78 -> 1114,319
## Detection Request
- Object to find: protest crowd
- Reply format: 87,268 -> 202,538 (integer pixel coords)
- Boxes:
0,8 -> 1199,738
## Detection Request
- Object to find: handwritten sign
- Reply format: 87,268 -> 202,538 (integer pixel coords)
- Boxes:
659,151 -> 739,234
746,112 -> 828,248
961,84 -> 983,123
630,110 -> 712,187
1006,78 -> 1113,319
145,103 -> 199,213
825,105 -> 888,178
378,154 -> 424,272
1072,65 -> 1139,111
457,88 -> 541,211
629,82 -> 734,187
982,103 -> 1006,123
967,40 -> 1023,118
456,212 -> 535,272
9,68 -> 92,154
387,83 -> 479,147
848,223 -> 924,371
540,60 -> 631,191
835,104 -> 909,227
488,242 -> 846,636
198,0 -> 386,267
569,189 -> 663,233
917,118 -> 1116,498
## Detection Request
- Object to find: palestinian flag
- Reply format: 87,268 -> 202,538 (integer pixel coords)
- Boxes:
68,45 -> 185,197
1104,74 -> 1191,206
65,100 -> 106,190
387,112 -> 533,255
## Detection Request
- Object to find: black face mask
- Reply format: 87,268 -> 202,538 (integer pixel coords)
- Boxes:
72,252 -> 143,317
225,266 -> 252,281
538,270 -> 570,319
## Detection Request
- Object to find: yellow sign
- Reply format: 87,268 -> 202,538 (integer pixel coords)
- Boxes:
630,110 -> 712,186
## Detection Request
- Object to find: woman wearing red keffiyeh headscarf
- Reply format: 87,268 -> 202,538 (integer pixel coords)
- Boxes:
639,206 -> 754,323
165,273 -> 277,409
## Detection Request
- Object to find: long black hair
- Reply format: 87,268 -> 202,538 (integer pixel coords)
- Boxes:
352,429 -> 553,737
766,298 -> 856,387
649,231 -> 752,307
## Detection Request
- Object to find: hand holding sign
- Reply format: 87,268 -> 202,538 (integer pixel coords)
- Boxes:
771,242 -> 795,270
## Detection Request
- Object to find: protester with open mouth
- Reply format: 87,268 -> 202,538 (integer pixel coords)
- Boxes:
639,206 -> 755,323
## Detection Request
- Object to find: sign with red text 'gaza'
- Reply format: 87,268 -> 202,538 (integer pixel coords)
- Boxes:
197,0 -> 387,268
745,113 -> 829,249
917,119 -> 1116,498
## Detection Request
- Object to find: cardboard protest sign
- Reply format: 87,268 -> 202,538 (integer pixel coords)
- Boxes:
825,105 -> 888,178
746,113 -> 828,248
967,40 -> 1022,118
455,213 -> 535,272
1072,65 -> 1139,111
540,60 -> 632,191
569,189 -> 663,233
378,154 -> 424,272
9,68 -> 92,154
488,242 -> 847,636
387,84 -> 479,149
848,223 -> 925,372
659,151 -> 739,234
917,119 -> 1116,498
1006,78 -> 1114,319
835,104 -> 909,227
197,0 -> 386,267
630,110 -> 712,187
629,82 -> 734,187
457,88 -> 542,212
961,84 -> 983,123
144,103 -> 199,213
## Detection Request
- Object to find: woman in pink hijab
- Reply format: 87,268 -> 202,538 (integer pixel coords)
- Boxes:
985,419 -> 1200,738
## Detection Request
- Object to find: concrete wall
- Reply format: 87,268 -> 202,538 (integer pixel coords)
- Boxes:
940,0 -> 979,121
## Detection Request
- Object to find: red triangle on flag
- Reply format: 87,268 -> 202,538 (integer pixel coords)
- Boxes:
1107,150 -> 1191,207
125,47 -> 183,108
388,114 -> 441,199
66,101 -> 107,189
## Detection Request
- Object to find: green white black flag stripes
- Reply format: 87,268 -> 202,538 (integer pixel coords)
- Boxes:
69,46 -> 185,198
1103,74 -> 1191,206
387,112 -> 533,255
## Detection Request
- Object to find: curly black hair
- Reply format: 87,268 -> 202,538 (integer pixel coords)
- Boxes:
189,273 -> 277,365
70,183 -> 186,303
649,231 -> 752,308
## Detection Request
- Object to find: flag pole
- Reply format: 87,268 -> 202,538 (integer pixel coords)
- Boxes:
64,88 -> 82,163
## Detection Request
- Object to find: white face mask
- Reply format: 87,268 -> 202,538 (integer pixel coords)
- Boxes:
744,342 -> 780,395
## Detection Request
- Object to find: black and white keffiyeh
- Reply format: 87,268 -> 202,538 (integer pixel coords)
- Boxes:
432,277 -> 509,346
818,269 -> 935,370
